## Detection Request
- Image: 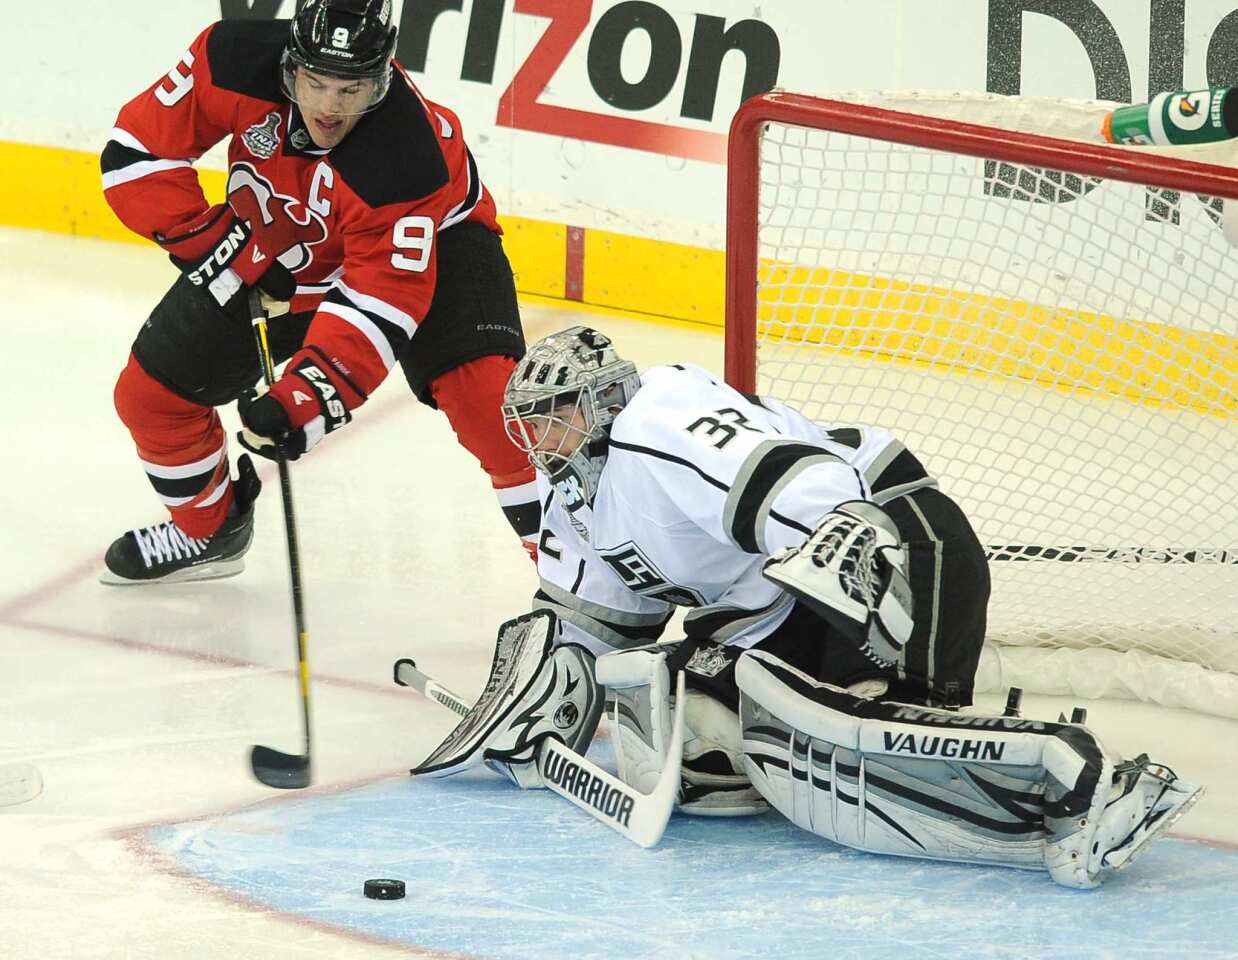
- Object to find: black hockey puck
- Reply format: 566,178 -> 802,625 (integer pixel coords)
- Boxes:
363,879 -> 405,900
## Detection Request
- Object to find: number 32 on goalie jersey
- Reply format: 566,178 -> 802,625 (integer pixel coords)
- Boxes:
686,408 -> 763,450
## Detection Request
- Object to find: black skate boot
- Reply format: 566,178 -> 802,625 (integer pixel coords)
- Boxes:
100,454 -> 262,585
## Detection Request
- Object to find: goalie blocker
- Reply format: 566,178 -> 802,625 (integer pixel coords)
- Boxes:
412,609 -> 604,787
736,650 -> 1203,889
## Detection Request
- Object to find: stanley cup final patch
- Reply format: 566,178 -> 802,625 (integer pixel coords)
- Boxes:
243,112 -> 283,159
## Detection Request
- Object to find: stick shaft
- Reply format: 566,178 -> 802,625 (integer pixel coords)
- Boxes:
250,291 -> 312,760
393,659 -> 470,716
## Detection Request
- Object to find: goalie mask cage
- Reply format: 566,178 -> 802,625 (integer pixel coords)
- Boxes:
725,91 -> 1238,719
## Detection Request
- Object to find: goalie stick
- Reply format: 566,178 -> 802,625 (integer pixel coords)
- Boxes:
393,657 -> 685,848
0,763 -> 42,808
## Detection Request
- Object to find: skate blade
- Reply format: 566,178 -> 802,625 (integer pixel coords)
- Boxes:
98,559 -> 246,586
1103,782 -> 1205,873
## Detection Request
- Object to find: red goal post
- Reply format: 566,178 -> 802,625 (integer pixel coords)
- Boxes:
724,91 -> 1238,717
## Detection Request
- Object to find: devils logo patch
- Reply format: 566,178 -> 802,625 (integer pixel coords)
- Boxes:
226,163 -> 329,274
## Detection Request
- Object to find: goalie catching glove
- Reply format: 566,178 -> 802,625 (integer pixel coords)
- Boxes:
411,610 -> 604,787
237,348 -> 364,461
763,501 -> 914,668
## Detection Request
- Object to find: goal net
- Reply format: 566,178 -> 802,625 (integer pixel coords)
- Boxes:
726,91 -> 1238,719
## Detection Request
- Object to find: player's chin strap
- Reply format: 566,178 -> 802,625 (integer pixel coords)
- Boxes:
405,610 -> 687,848
736,649 -> 1204,889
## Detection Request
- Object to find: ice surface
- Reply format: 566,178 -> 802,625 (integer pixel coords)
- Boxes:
0,229 -> 1233,959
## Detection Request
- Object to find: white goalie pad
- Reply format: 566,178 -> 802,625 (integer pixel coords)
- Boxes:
762,501 -> 913,667
412,610 -> 604,786
598,647 -> 673,795
735,649 -> 1202,888
599,646 -> 767,816
1042,741 -> 1204,888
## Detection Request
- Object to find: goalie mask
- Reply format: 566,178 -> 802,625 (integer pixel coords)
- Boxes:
502,327 -> 641,509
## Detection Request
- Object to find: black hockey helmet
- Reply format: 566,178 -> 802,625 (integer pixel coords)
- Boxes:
281,0 -> 397,111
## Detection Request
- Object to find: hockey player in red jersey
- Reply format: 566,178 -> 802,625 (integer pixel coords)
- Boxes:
100,0 -> 539,584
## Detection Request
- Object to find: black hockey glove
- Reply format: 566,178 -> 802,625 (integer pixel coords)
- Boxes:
237,350 -> 360,462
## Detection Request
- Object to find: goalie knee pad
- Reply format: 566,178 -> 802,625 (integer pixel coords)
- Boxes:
680,689 -> 767,816
412,610 -> 604,787
736,650 -> 1202,888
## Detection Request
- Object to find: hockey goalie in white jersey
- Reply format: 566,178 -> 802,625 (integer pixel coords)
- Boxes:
415,326 -> 1202,890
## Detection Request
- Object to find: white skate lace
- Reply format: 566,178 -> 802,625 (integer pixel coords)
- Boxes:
131,520 -> 209,569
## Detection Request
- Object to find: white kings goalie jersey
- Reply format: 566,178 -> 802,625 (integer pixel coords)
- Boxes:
532,364 -> 939,655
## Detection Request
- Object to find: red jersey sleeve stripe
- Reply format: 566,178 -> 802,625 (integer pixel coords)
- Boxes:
440,148 -> 482,230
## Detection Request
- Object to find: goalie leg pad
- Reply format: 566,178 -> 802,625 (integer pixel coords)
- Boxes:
680,690 -> 768,816
738,649 -> 1048,869
762,501 -> 914,669
412,610 -> 603,786
737,650 -> 1203,886
598,647 -> 673,796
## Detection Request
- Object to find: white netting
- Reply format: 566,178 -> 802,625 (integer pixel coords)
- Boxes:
744,93 -> 1238,717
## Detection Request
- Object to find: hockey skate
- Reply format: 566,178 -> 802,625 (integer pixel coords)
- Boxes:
1046,752 -> 1203,888
100,455 -> 261,585
1097,756 -> 1204,873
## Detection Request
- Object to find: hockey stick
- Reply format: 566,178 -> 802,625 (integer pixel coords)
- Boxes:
247,290 -> 312,790
392,658 -> 469,717
394,658 -> 685,848
0,763 -> 42,808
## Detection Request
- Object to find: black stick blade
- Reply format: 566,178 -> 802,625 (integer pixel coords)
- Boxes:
250,745 -> 311,789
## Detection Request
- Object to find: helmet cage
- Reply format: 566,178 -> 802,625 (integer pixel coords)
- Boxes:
504,383 -> 621,476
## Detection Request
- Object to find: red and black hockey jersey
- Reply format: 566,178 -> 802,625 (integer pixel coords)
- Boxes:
101,18 -> 500,401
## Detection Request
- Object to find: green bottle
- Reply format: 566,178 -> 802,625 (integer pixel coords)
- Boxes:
1103,87 -> 1235,145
